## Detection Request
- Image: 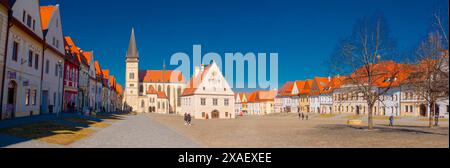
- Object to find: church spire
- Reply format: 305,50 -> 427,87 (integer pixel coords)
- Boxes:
126,28 -> 138,58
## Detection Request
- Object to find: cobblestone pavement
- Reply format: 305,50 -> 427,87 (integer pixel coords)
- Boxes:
1,114 -> 199,148
70,114 -> 199,148
149,113 -> 449,148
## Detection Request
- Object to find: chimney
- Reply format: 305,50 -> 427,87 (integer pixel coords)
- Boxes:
201,64 -> 205,72
328,76 -> 332,82
194,66 -> 200,76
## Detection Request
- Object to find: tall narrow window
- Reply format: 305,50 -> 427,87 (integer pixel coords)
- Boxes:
25,89 -> 30,105
45,60 -> 49,74
12,42 -> 19,61
27,15 -> 32,27
129,73 -> 134,79
32,90 -> 37,105
201,98 -> 206,106
224,99 -> 229,106
28,50 -> 33,67
213,99 -> 218,106
22,11 -> 26,22
35,54 -> 39,70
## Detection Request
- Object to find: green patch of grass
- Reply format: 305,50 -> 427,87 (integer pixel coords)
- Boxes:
0,122 -> 93,145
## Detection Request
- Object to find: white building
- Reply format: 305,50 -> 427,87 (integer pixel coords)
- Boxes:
2,0 -> 44,118
0,0 -> 10,119
40,5 -> 65,115
247,90 -> 277,115
180,62 -> 235,119
309,77 -> 329,114
275,81 -> 294,113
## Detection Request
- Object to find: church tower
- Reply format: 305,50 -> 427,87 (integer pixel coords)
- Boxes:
124,28 -> 139,109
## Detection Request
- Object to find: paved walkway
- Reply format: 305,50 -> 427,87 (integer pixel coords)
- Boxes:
70,114 -> 199,148
1,114 -> 199,148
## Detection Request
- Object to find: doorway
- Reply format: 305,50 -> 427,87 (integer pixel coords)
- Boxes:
420,104 -> 427,117
6,81 -> 17,119
42,90 -> 49,114
212,110 -> 220,119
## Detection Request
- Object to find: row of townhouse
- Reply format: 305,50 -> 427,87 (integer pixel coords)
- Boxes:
235,90 -> 277,116
0,0 -> 123,120
235,61 -> 449,118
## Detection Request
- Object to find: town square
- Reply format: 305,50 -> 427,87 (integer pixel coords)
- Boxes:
0,0 -> 449,148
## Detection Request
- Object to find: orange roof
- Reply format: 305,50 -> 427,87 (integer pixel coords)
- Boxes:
278,81 -> 295,97
40,6 -> 56,30
139,70 -> 185,83
109,76 -> 116,88
300,79 -> 314,95
116,84 -> 123,95
347,61 -> 414,88
102,69 -> 110,78
323,76 -> 346,93
94,61 -> 102,76
157,91 -> 168,99
248,90 -> 277,103
181,65 -> 213,96
310,77 -> 330,96
82,51 -> 93,65
146,85 -> 158,94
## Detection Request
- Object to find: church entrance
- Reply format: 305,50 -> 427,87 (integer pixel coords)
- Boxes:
211,110 -> 220,119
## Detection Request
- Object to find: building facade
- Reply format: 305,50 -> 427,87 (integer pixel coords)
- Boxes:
2,0 -> 44,118
180,62 -> 235,119
40,5 -> 64,115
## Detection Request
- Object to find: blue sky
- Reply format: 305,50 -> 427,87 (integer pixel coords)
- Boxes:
41,0 -> 447,92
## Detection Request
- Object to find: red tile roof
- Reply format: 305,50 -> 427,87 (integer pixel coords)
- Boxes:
139,70 -> 185,83
181,65 -> 212,96
157,91 -> 168,99
146,85 -> 158,94
278,81 -> 294,97
39,6 -> 56,31
248,90 -> 277,103
94,61 -> 102,76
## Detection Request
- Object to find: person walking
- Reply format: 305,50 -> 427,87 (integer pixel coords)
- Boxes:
184,113 -> 188,126
187,113 -> 192,126
301,113 -> 305,120
389,115 -> 394,127
306,114 -> 309,120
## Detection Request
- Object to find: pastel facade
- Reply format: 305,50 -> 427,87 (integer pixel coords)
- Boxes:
180,62 -> 235,119
0,0 -> 10,119
247,90 -> 277,115
40,5 -> 65,115
2,0 -> 44,118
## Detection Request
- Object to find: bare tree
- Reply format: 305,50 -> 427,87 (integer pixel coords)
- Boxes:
329,14 -> 400,130
405,2 -> 449,128
407,32 -> 449,128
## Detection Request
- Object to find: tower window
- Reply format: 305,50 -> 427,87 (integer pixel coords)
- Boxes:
129,73 -> 135,79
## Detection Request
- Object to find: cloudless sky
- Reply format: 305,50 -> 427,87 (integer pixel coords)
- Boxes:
41,0 -> 448,92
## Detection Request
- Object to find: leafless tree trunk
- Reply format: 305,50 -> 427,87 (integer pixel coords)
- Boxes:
328,14 -> 399,130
